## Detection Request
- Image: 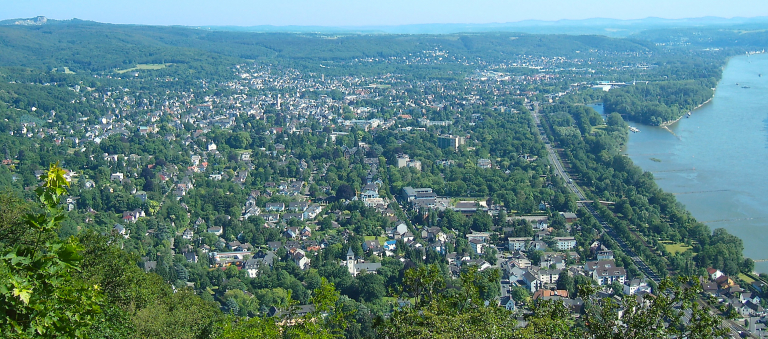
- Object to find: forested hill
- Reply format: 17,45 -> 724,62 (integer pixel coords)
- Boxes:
0,20 -> 657,72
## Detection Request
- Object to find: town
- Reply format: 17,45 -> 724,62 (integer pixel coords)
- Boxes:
1,27 -> 765,338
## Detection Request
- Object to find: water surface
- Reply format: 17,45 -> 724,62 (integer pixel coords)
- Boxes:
622,54 -> 768,273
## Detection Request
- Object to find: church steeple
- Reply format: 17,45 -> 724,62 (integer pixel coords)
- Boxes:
346,247 -> 356,275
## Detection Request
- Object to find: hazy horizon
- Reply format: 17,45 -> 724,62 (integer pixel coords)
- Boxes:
3,0 -> 768,27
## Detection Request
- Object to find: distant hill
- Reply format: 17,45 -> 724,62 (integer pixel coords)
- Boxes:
202,16 -> 768,37
0,20 -> 656,73
0,16 -> 766,76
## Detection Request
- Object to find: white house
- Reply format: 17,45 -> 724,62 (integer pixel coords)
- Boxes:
469,238 -> 485,255
708,268 -> 724,281
499,296 -> 516,311
623,279 -> 652,295
207,226 -> 223,236
508,237 -> 532,251
111,172 -> 124,182
554,237 -> 577,251
303,204 -> 323,220
586,260 -> 626,286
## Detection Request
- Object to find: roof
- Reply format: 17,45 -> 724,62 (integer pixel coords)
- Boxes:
454,201 -> 478,209
596,267 -> 626,277
533,289 -> 569,300
355,262 -> 382,272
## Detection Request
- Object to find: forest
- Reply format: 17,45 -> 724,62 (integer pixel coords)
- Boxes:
603,79 -> 717,125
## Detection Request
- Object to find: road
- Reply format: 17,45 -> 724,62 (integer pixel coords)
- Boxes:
529,104 -> 750,338
529,104 -> 661,283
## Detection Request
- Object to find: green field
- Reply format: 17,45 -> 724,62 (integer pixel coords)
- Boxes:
739,273 -> 755,284
661,241 -> 693,255
116,63 -> 169,74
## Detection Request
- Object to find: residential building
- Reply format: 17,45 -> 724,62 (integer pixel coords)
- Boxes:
508,237 -> 532,251
499,296 -> 516,311
437,135 -> 465,151
554,237 -> 577,251
623,279 -> 652,295
265,202 -> 285,212
586,260 -> 626,286
477,159 -> 492,169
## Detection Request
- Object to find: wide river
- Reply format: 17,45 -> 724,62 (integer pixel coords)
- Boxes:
591,53 -> 768,274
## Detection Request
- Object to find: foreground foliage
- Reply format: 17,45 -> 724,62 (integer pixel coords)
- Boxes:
0,163 -> 102,338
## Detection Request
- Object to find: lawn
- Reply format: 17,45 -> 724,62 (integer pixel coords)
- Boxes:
661,241 -> 693,255
739,273 -> 755,284
116,63 -> 170,74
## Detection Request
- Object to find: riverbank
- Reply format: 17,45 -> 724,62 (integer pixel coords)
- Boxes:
659,97 -> 714,128
625,52 -> 768,274
658,97 -> 714,134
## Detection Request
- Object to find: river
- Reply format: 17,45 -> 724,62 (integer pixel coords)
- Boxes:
590,53 -> 768,274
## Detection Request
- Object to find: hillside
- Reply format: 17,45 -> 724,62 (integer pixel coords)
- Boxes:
0,20 -> 657,73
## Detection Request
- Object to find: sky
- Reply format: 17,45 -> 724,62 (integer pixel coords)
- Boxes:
3,0 -> 768,27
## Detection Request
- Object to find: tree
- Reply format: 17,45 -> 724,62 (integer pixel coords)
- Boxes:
528,250 -> 544,266
0,163 -> 103,338
226,132 -> 251,149
471,212 -> 493,232
510,286 -> 531,304
225,298 -> 240,315
336,184 -> 355,200
579,277 -> 729,339
556,271 -> 574,295
354,272 -> 385,302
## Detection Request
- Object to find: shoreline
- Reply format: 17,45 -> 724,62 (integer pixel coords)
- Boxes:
626,53 -> 767,274
658,96 -> 714,133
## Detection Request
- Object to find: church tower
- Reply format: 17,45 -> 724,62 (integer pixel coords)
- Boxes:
346,247 -> 356,275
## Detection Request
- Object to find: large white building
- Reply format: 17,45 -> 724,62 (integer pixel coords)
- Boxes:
554,237 -> 577,251
586,260 -> 626,286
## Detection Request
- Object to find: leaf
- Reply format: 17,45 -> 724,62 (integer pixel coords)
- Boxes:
13,287 -> 32,305
56,242 -> 83,266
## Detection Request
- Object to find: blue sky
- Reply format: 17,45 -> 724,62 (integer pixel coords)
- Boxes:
3,0 -> 768,26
